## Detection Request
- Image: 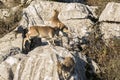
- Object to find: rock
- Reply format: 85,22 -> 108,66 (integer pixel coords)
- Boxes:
0,0 -> 20,8
100,23 -> 120,39
0,1 -> 6,9
0,4 -> 24,38
0,0 -> 34,38
64,19 -> 92,37
0,63 -> 12,80
58,0 -> 85,3
0,32 -> 23,55
0,0 -> 33,8
99,2 -> 120,22
13,46 -> 88,80
99,2 -> 120,40
19,1 -> 94,37
0,4 -> 23,23
0,1 -> 101,80
0,1 -> 95,53
59,3 -> 90,20
0,53 -> 26,80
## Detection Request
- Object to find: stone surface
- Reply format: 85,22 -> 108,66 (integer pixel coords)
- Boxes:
0,4 -> 23,23
0,53 -> 26,80
99,2 -> 120,22
0,1 -> 105,80
100,23 -> 120,39
0,63 -> 12,80
0,0 -> 20,8
0,1 -> 95,55
58,0 -> 85,3
20,1 -> 94,37
0,32 -> 23,55
99,2 -> 120,40
13,46 -> 88,80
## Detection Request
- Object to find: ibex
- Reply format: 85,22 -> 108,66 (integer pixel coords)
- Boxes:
22,26 -> 60,49
50,9 -> 69,35
57,57 -> 75,80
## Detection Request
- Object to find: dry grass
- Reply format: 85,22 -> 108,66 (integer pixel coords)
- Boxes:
82,23 -> 120,80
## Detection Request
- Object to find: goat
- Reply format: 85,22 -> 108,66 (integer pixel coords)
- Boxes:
50,9 -> 69,34
22,26 -> 60,49
57,57 -> 75,79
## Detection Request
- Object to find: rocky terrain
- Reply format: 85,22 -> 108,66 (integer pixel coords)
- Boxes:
0,0 -> 119,80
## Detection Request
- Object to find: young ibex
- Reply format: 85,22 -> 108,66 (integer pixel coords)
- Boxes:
57,57 -> 75,79
50,9 -> 69,34
22,26 -> 60,49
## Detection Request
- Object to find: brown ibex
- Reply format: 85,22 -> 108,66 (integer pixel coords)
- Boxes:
57,57 -> 75,80
22,26 -> 60,49
50,9 -> 69,35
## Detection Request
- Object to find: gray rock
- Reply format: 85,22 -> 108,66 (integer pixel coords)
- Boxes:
0,32 -> 23,55
0,53 -> 26,80
99,2 -> 120,22
58,0 -> 85,3
13,46 -> 88,80
0,4 -> 23,23
0,63 -> 12,80
19,1 -> 94,38
0,0 -> 20,8
0,1 -> 101,80
100,23 -> 120,39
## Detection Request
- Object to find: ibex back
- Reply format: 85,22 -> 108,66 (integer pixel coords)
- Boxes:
23,26 -> 60,49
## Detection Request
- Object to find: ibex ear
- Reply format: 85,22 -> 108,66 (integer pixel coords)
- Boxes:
53,9 -> 59,13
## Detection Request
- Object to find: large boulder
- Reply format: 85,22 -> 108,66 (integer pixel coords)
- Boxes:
0,53 -> 26,80
13,46 -> 88,80
0,4 -> 24,38
20,1 -> 95,37
0,32 -> 23,56
100,23 -> 120,39
0,1 -> 96,55
58,0 -> 85,3
99,2 -> 120,40
0,1 -> 100,80
99,2 -> 120,22
0,45 -> 100,80
0,0 -> 34,38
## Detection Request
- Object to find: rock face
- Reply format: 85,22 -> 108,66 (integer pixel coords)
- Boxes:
0,4 -> 23,38
0,1 -> 96,56
0,0 -> 33,8
0,0 -> 20,8
0,54 -> 26,80
58,0 -> 85,3
0,1 -> 97,79
20,1 -> 94,37
99,2 -> 120,22
0,0 -> 33,38
1,1 -> 120,80
99,2 -> 120,40
13,46 -> 87,80
100,23 -> 120,39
